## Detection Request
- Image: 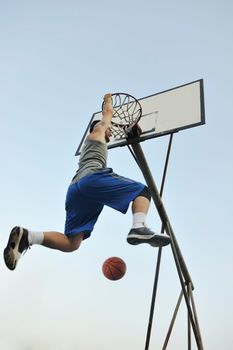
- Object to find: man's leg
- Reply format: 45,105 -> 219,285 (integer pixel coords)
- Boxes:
3,226 -> 83,271
42,231 -> 83,252
132,186 -> 151,228
132,195 -> 150,214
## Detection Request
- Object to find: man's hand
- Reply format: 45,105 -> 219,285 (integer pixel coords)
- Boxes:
103,93 -> 112,103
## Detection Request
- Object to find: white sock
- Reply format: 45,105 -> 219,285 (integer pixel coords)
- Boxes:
28,230 -> 44,245
132,212 -> 146,229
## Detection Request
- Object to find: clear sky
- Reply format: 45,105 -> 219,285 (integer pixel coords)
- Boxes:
1,0 -> 233,349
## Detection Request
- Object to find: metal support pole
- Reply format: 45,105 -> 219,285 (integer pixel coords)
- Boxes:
189,284 -> 204,349
188,285 -> 192,350
144,247 -> 162,350
129,141 -> 204,350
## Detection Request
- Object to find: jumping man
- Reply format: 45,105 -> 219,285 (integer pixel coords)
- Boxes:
4,93 -> 170,271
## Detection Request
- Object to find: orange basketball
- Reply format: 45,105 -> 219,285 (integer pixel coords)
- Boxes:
102,257 -> 126,281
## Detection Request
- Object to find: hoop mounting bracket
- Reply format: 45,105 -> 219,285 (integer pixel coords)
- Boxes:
126,124 -> 142,144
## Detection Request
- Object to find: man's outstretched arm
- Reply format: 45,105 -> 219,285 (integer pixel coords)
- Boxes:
88,93 -> 113,142
101,93 -> 113,129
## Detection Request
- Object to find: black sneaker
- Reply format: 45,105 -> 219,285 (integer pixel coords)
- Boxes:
127,227 -> 170,247
3,226 -> 30,271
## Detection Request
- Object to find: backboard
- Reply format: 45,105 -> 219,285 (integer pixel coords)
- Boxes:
75,79 -> 205,155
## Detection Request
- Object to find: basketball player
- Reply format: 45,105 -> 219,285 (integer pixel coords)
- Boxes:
3,93 -> 170,271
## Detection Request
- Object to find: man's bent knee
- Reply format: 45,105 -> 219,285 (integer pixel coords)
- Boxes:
137,186 -> 151,201
67,233 -> 84,252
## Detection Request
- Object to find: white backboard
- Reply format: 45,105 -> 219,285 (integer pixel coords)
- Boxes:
75,79 -> 205,155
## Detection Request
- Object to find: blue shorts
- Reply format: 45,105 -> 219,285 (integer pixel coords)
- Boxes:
64,168 -> 145,239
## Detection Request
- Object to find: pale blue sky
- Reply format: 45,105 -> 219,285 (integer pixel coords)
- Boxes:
1,0 -> 233,349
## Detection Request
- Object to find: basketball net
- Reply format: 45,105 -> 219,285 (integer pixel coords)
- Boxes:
103,93 -> 142,139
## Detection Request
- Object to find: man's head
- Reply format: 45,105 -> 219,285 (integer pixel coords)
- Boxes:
89,120 -> 101,133
89,119 -> 112,143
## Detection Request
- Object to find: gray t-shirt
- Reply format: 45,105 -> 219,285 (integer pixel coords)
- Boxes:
71,138 -> 107,183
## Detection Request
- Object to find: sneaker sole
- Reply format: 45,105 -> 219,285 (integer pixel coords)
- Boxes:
3,227 -> 24,270
150,235 -> 171,247
127,233 -> 170,247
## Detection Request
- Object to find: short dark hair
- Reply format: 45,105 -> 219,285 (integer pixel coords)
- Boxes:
89,120 -> 101,133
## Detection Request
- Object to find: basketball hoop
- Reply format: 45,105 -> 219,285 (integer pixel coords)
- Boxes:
102,93 -> 142,139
